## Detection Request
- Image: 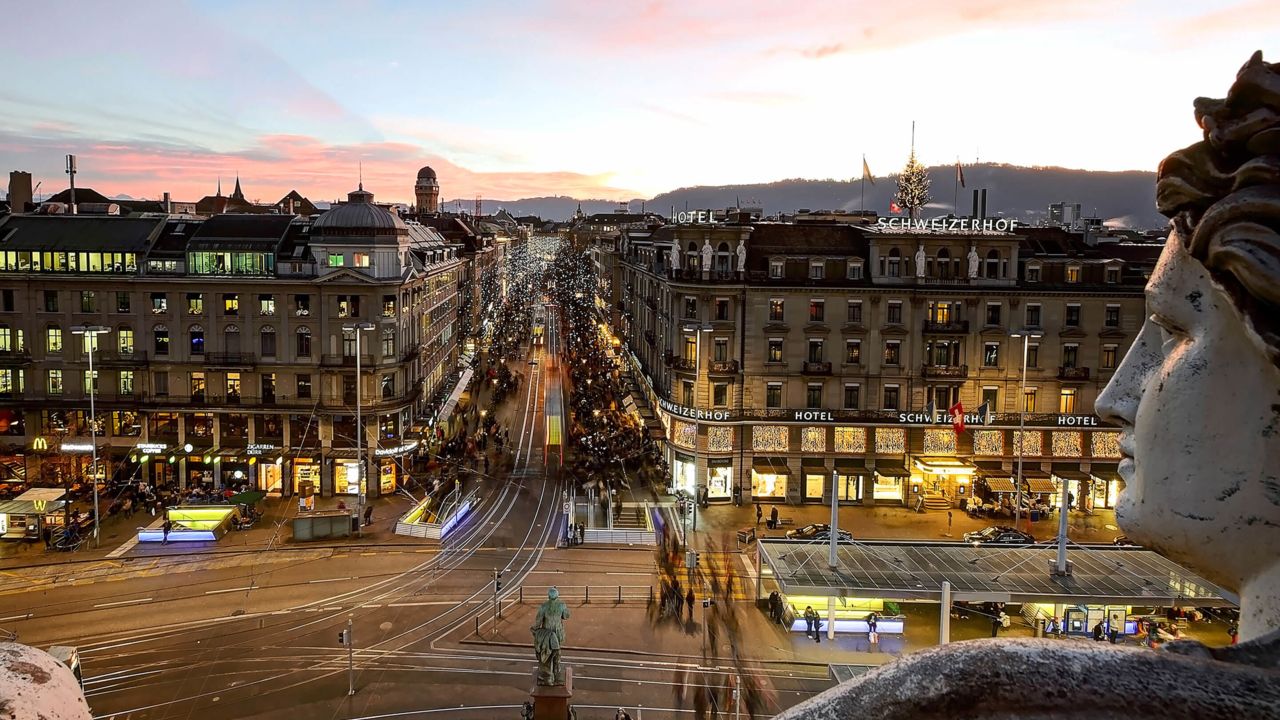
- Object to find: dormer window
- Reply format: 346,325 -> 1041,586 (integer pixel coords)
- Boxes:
1105,263 -> 1121,284
327,252 -> 344,267
1026,262 -> 1041,283
354,252 -> 371,268
1065,264 -> 1082,283
809,260 -> 825,280
769,259 -> 784,279
846,261 -> 863,280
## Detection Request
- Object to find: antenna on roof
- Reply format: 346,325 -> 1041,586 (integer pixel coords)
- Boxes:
358,161 -> 364,191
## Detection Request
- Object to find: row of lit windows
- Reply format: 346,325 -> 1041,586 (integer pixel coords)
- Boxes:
0,251 -> 138,273
16,291 -> 403,319
3,367 -> 402,403
1,323 -> 398,359
758,338 -> 1120,372
755,298 -> 1123,329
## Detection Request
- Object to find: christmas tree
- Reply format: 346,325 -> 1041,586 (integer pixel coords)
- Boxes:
895,148 -> 931,220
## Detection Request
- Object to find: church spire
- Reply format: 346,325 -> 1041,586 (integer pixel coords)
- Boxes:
231,173 -> 244,201
217,176 -> 222,197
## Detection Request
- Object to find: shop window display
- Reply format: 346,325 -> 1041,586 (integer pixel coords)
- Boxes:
804,473 -> 826,499
834,427 -> 866,453
837,474 -> 862,501
706,466 -> 731,498
751,468 -> 787,498
872,474 -> 904,501
874,428 -> 905,454
672,454 -> 697,494
334,461 -> 362,495
800,427 -> 825,453
752,426 -> 789,452
1051,431 -> 1083,457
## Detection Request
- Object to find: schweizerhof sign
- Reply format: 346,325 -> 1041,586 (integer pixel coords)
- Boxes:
876,217 -> 1018,232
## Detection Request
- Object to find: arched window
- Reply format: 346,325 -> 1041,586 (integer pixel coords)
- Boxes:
188,324 -> 205,355
937,247 -> 951,278
985,249 -> 1001,279
296,326 -> 312,358
153,325 -> 170,356
224,325 -> 241,354
260,326 -> 277,357
687,241 -> 699,271
716,242 -> 731,273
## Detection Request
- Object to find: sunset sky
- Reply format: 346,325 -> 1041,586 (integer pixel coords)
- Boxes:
1,0 -> 1274,205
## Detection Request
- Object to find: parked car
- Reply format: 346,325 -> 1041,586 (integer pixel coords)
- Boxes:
963,525 -> 1035,546
785,523 -> 853,542
1112,535 -> 1139,547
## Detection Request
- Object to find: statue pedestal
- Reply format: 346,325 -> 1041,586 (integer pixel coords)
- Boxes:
530,667 -> 573,720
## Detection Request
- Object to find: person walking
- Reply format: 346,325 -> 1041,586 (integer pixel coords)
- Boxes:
614,710 -> 633,720
867,611 -> 879,635
768,591 -> 781,624
1092,621 -> 1105,641
363,504 -> 374,526
686,587 -> 695,622
768,506 -> 778,530
162,518 -> 173,545
991,614 -> 1002,637
755,502 -> 763,527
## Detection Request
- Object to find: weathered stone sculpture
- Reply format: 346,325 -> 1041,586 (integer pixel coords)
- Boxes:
0,643 -> 92,720
531,586 -> 570,686
776,50 -> 1280,719
967,244 -> 980,278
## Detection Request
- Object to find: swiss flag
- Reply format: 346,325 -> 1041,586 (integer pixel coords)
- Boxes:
949,400 -> 965,437
889,200 -> 903,214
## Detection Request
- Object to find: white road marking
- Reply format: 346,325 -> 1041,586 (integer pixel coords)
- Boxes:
205,586 -> 256,595
308,577 -> 357,584
0,613 -> 33,622
94,598 -> 153,608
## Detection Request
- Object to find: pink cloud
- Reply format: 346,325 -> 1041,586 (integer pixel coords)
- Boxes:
2,131 -> 639,204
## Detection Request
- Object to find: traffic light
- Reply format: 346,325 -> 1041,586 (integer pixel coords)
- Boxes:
494,569 -> 503,593
337,629 -> 348,646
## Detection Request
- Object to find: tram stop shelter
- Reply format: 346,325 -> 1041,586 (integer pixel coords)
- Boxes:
755,538 -> 1236,637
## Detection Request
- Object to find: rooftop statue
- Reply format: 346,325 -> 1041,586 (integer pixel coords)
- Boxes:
776,50 -> 1280,720
531,587 -> 570,686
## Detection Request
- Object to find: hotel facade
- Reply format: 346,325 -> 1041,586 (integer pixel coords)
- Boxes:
602,215 -> 1160,511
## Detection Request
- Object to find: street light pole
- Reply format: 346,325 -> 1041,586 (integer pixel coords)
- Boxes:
72,325 -> 110,547
344,322 -> 375,535
1010,331 -> 1041,532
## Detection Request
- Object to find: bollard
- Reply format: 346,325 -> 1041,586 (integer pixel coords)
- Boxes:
649,585 -> 654,604
617,585 -> 622,603
585,585 -> 590,603
475,617 -> 480,637
519,587 -> 524,603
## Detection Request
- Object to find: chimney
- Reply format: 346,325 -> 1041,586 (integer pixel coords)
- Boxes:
65,154 -> 78,215
971,189 -> 979,219
162,192 -> 171,214
8,171 -> 33,214
285,196 -> 295,215
979,189 -> 988,220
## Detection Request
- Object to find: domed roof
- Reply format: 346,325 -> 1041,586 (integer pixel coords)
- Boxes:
312,185 -> 406,237
417,166 -> 437,180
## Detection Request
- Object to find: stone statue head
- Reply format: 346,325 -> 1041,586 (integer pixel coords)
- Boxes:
548,586 -> 559,601
1096,51 -> 1280,640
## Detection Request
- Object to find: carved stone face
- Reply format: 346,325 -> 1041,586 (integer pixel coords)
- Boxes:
1096,233 -> 1280,593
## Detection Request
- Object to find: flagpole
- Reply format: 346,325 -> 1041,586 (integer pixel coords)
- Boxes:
953,156 -> 959,217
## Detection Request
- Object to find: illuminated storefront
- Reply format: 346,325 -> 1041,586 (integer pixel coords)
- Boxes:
292,459 -> 320,494
334,460 -> 362,495
751,459 -> 788,499
910,456 -> 976,508
379,460 -> 397,494
671,453 -> 696,494
1089,467 -> 1123,509
256,459 -> 283,494
706,459 -> 732,499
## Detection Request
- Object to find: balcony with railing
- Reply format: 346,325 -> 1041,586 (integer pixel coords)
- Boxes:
802,361 -> 832,375
922,364 -> 969,379
206,352 -> 256,367
922,319 -> 970,334
1057,366 -> 1091,381
96,349 -> 148,366
708,360 -> 739,374
671,357 -> 697,373
321,354 -> 376,367
0,349 -> 33,366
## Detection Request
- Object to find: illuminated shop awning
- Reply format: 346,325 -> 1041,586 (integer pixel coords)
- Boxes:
435,368 -> 475,425
1052,468 -> 1093,483
913,456 -> 977,475
873,460 -> 909,477
983,477 -> 1017,494
1025,477 -> 1058,494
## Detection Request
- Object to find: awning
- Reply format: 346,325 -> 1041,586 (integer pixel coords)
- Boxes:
1091,465 -> 1123,484
801,457 -> 827,468
752,458 -> 790,474
1025,477 -> 1058,494
834,458 -> 867,471
0,499 -> 65,515
913,456 -> 976,474
874,460 -> 909,477
973,460 -> 1005,472
435,368 -> 475,424
15,488 -> 66,503
984,477 -> 1017,493
1052,469 -> 1093,482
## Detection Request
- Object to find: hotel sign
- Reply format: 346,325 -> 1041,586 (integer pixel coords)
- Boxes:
896,412 -> 991,426
658,398 -> 734,422
673,210 -> 715,224
877,217 -> 1018,233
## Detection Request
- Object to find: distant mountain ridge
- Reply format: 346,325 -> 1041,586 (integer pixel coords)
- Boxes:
483,164 -> 1164,229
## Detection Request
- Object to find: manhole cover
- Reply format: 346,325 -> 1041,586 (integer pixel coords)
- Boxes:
379,621 -> 393,632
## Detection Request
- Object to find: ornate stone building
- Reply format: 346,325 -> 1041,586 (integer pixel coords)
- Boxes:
609,215 -> 1160,510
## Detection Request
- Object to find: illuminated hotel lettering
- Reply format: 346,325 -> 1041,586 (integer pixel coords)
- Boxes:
658,398 -> 733,422
674,210 -> 714,224
1056,415 -> 1100,426
897,412 -> 990,425
792,410 -> 834,422
877,217 -> 1017,232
